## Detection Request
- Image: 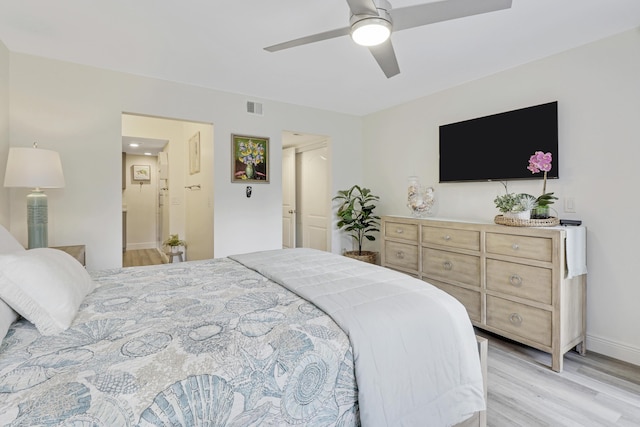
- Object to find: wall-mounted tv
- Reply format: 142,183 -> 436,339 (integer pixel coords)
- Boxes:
439,101 -> 558,183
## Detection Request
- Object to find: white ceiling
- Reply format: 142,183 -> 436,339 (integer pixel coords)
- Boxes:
1,0 -> 639,116
122,136 -> 168,157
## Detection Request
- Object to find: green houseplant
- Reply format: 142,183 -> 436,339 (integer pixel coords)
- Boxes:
163,234 -> 186,253
494,189 -> 538,219
333,185 -> 380,263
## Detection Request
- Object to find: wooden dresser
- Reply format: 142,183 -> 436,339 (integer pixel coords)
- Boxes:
381,215 -> 586,372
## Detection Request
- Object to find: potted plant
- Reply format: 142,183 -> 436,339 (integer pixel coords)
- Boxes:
163,234 -> 186,253
494,182 -> 538,220
333,185 -> 380,264
527,151 -> 558,218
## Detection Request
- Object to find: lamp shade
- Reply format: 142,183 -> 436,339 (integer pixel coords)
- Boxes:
4,146 -> 65,189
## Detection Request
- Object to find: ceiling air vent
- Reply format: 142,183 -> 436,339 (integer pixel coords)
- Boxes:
246,101 -> 263,116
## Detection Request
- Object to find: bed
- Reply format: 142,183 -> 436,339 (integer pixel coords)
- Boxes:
0,236 -> 485,426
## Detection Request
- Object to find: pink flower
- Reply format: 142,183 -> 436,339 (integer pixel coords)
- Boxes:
528,151 -> 552,173
528,151 -> 553,195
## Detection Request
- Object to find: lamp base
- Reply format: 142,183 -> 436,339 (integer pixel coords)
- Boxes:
27,190 -> 48,249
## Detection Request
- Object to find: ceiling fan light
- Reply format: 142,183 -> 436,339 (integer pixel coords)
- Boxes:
351,17 -> 392,47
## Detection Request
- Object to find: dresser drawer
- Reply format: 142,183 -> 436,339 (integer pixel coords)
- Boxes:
486,233 -> 552,262
422,226 -> 480,251
487,296 -> 552,347
486,259 -> 552,305
384,241 -> 419,271
422,248 -> 480,286
428,279 -> 481,323
385,222 -> 419,242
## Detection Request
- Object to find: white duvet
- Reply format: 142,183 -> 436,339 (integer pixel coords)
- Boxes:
230,248 -> 485,427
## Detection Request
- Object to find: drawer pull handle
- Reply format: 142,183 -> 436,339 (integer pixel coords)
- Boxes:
443,260 -> 453,271
509,274 -> 523,287
509,313 -> 523,325
512,243 -> 519,250
396,251 -> 405,259
443,235 -> 451,241
396,229 -> 404,234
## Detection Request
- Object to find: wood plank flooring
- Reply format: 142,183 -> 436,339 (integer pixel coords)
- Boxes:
122,249 -> 165,267
481,330 -> 640,426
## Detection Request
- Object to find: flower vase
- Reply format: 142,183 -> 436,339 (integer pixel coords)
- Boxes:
407,176 -> 435,217
531,206 -> 550,219
504,210 -> 530,220
245,163 -> 255,179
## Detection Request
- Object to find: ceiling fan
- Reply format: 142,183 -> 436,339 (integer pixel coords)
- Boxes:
264,0 -> 512,78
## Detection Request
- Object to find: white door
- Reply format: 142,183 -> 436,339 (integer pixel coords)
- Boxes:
282,147 -> 296,248
184,126 -> 214,261
297,145 -> 329,251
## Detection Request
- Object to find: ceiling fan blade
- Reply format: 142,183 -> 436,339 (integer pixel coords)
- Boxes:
368,39 -> 400,78
346,0 -> 379,16
264,27 -> 351,52
390,0 -> 512,32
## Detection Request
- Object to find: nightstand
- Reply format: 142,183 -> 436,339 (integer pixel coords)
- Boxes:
51,245 -> 86,267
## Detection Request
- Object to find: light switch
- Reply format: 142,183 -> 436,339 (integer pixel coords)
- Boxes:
564,197 -> 576,213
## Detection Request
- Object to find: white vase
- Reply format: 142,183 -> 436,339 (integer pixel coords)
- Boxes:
407,176 -> 435,217
504,210 -> 530,220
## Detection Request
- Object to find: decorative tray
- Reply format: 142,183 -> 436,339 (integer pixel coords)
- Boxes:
494,215 -> 560,227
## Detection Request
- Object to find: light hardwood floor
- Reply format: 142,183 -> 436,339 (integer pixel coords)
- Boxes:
122,249 -> 165,267
481,330 -> 640,426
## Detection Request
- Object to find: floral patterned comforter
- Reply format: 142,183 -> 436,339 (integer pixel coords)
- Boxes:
0,258 -> 358,426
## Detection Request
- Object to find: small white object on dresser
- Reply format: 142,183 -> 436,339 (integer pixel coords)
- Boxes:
381,215 -> 587,372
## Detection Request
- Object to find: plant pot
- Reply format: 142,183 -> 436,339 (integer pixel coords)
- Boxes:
531,206 -> 550,219
344,250 -> 377,264
504,210 -> 530,220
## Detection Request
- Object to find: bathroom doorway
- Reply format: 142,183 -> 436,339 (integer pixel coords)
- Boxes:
122,113 -> 214,266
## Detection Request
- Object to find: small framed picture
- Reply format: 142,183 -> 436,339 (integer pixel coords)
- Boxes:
132,165 -> 151,181
231,134 -> 269,183
189,131 -> 200,175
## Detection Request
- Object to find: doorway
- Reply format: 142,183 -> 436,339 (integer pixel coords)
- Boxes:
282,131 -> 331,251
121,113 -> 214,267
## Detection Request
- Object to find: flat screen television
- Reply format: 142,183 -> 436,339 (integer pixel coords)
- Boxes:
439,101 -> 558,183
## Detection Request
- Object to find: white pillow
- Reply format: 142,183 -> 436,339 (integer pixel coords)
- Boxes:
0,248 -> 96,335
0,297 -> 19,341
0,224 -> 25,254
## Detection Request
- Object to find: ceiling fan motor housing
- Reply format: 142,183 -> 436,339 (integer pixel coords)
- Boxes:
349,0 -> 393,28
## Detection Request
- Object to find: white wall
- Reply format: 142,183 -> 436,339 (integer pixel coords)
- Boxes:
6,52 -> 363,270
363,29 -> 640,365
0,40 -> 9,226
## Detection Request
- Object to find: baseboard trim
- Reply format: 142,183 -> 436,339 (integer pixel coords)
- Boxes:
587,334 -> 640,366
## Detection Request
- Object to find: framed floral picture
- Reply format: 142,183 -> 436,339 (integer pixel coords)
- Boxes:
231,134 -> 269,183
132,165 -> 151,181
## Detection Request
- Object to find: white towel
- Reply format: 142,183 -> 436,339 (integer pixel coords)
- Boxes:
564,226 -> 587,278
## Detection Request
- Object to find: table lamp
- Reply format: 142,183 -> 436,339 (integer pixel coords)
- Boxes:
4,143 -> 65,248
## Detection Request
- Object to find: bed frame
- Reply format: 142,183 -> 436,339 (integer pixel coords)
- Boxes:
455,336 -> 488,427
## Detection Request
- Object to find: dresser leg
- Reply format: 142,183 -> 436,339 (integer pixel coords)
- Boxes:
552,352 -> 563,372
